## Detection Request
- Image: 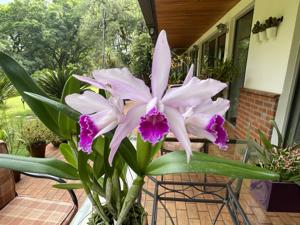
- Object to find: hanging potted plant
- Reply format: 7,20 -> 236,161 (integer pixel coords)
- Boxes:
258,23 -> 267,41
265,16 -> 283,39
249,121 -> 300,212
21,119 -> 54,158
252,21 -> 261,42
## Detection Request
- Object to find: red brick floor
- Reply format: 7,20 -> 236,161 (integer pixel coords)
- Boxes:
16,138 -> 300,225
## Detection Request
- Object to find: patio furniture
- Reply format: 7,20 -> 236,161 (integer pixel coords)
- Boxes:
145,138 -> 251,225
0,141 -> 78,225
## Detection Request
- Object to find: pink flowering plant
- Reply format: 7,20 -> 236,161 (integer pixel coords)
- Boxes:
0,31 -> 279,225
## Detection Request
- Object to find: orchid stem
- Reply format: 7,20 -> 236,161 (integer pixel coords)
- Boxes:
116,176 -> 144,225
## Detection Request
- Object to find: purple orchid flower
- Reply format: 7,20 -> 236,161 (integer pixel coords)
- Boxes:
72,30 -> 227,165
183,98 -> 230,150
65,91 -> 123,153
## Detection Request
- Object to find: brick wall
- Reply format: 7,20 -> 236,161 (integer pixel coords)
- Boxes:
235,88 -> 280,141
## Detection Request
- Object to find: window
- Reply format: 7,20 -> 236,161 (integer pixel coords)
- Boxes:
201,32 -> 226,69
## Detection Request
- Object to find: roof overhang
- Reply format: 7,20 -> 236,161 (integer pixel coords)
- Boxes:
138,0 -> 240,51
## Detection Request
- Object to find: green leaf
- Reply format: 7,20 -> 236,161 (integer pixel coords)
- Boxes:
0,51 -> 60,134
58,76 -> 80,139
258,130 -> 272,150
53,183 -> 83,189
136,134 -> 152,173
0,154 -> 79,180
270,120 -> 283,148
25,92 -> 80,121
146,151 -> 279,180
59,143 -> 78,168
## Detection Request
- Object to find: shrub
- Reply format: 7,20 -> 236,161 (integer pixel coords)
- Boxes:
21,119 -> 60,146
129,33 -> 153,86
0,70 -> 16,105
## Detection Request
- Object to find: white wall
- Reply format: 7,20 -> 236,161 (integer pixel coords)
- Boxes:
244,0 -> 300,94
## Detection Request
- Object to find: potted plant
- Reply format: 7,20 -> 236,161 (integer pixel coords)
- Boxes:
0,31 -> 279,225
258,23 -> 268,41
0,118 -> 28,182
21,119 -> 55,158
252,21 -> 261,42
265,16 -> 283,39
249,121 -> 300,212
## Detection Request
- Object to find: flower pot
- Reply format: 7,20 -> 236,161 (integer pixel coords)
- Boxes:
27,142 -> 47,158
250,180 -> 300,212
253,33 -> 261,42
258,31 -> 267,41
266,27 -> 277,39
13,170 -> 21,183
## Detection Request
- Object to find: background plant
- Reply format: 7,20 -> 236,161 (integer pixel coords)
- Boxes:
21,119 -> 60,146
249,120 -> 300,185
199,59 -> 238,83
129,33 -> 153,86
0,70 -> 16,105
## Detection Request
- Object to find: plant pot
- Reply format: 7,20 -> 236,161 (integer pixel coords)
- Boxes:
253,33 -> 261,42
13,170 -> 21,183
258,31 -> 267,41
266,27 -> 277,39
250,180 -> 300,212
27,142 -> 47,158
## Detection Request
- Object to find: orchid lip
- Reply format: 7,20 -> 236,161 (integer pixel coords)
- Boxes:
138,107 -> 169,144
206,114 -> 228,150
79,115 -> 99,154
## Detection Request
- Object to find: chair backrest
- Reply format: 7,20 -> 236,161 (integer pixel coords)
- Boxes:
0,141 -> 16,209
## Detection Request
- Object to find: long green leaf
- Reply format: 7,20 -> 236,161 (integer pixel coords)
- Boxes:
53,183 -> 84,189
25,92 -> 80,121
0,154 -> 79,180
146,151 -> 279,180
59,143 -> 78,168
270,120 -> 283,148
0,52 -> 59,134
59,76 -> 80,139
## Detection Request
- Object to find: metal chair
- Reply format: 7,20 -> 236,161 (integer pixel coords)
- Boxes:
0,141 -> 78,225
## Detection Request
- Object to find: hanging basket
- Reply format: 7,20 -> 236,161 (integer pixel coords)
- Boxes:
253,33 -> 261,42
258,31 -> 267,41
266,27 -> 277,39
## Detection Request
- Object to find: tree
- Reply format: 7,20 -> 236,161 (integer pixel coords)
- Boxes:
129,33 -> 152,86
0,0 -> 94,73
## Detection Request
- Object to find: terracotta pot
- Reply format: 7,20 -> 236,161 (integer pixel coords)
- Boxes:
250,180 -> 300,212
27,142 -> 47,158
13,170 -> 21,183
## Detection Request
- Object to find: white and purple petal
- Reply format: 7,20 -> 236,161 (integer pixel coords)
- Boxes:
162,77 -> 227,108
138,107 -> 169,144
109,104 -> 146,165
93,68 -> 152,103
164,106 -> 192,161
151,30 -> 171,100
78,115 -> 99,154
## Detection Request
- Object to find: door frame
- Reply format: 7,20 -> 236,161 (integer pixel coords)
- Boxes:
226,9 -> 254,124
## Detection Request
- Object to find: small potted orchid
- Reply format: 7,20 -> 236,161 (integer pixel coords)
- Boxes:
0,31 -> 279,225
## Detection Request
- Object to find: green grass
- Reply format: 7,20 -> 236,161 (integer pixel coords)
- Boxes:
0,95 -> 34,156
0,95 -> 34,119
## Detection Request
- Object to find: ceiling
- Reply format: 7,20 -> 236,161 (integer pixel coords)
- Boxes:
151,0 -> 240,49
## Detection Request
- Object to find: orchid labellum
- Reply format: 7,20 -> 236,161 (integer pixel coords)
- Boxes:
66,30 -> 229,165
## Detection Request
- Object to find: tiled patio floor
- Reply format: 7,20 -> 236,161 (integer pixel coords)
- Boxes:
16,139 -> 300,225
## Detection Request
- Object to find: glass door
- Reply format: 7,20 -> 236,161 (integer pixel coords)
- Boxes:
227,10 -> 253,124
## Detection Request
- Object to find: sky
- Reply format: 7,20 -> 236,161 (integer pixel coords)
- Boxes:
0,0 -> 12,4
